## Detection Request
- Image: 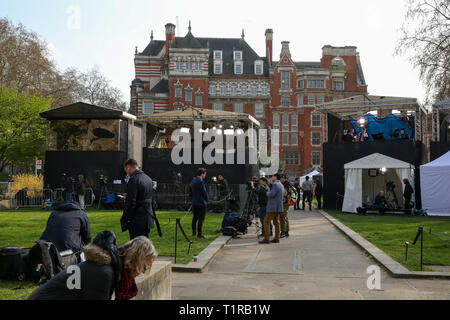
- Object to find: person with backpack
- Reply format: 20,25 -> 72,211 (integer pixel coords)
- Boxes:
40,202 -> 91,253
28,232 -> 157,300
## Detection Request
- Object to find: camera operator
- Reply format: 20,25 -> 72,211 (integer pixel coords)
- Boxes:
374,190 -> 388,214
403,179 -> 414,210
250,178 -> 272,237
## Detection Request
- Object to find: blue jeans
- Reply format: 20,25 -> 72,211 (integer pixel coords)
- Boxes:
259,206 -> 272,234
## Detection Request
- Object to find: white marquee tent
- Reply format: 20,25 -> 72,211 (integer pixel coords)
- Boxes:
420,151 -> 450,216
342,153 -> 413,213
300,170 -> 321,185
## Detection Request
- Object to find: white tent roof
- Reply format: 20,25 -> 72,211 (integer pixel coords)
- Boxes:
344,153 -> 412,169
421,151 -> 450,168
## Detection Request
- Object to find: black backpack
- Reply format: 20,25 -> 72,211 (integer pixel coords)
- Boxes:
28,240 -> 65,284
0,247 -> 30,281
222,226 -> 238,238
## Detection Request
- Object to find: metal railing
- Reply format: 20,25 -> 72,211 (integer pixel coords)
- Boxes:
6,187 -> 95,209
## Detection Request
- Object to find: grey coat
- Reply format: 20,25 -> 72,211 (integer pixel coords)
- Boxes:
266,180 -> 285,213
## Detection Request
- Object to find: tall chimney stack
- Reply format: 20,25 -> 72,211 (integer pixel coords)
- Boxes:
265,29 -> 273,66
165,23 -> 176,57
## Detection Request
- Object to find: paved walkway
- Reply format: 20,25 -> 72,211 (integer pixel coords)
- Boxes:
172,208 -> 450,300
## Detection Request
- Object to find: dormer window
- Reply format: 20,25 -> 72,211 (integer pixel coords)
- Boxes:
234,62 -> 243,75
234,51 -> 243,60
214,63 -> 222,74
214,50 -> 223,60
254,60 -> 263,75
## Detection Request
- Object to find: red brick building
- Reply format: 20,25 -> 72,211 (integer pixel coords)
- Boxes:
130,23 -> 368,177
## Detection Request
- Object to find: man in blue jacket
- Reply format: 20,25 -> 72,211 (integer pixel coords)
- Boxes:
259,173 -> 284,244
191,168 -> 209,238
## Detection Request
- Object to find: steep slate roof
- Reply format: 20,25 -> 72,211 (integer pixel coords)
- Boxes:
173,31 -> 204,49
149,79 -> 169,94
141,40 -> 165,56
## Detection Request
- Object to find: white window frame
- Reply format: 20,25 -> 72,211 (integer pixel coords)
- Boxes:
209,85 -> 216,95
298,95 -> 304,106
220,85 -> 227,95
175,87 -> 182,98
307,96 -> 315,105
332,80 -> 344,90
251,86 -> 257,96
234,62 -> 243,75
311,113 -> 321,127
291,114 -> 298,131
185,90 -> 192,102
291,133 -> 298,146
262,86 -> 268,96
230,85 -> 237,95
281,97 -> 290,107
214,63 -> 222,74
307,79 -> 325,88
254,61 -> 263,75
285,151 -> 299,165
255,103 -> 264,118
213,102 -> 223,111
281,71 -> 290,89
234,103 -> 244,113
213,50 -> 223,60
240,85 -> 247,95
143,101 -> 154,115
317,96 -> 325,105
312,151 -> 321,166
233,50 -> 243,60
195,94 -> 202,106
282,133 -> 289,146
311,131 -> 321,147
282,114 -> 289,132
273,113 -> 280,129
298,79 -> 304,89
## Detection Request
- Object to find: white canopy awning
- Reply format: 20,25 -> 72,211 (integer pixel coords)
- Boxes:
420,151 -> 450,216
344,153 -> 412,169
342,153 -> 413,213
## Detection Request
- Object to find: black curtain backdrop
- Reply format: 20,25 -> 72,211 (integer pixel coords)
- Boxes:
323,140 -> 425,210
142,148 -> 259,184
430,141 -> 450,161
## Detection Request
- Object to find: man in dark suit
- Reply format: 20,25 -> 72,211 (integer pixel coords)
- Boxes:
191,168 -> 209,239
121,159 -> 154,240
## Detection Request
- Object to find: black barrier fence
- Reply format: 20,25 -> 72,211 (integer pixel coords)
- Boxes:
323,140 -> 426,210
430,141 -> 450,161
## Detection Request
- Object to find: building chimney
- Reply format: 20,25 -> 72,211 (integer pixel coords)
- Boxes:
265,29 -> 273,66
165,23 -> 176,57
280,41 -> 291,59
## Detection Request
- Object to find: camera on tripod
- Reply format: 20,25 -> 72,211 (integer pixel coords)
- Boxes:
98,174 -> 108,186
386,181 -> 396,191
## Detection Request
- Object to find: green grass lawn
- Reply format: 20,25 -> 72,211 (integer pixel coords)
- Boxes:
325,209 -> 450,271
0,208 -> 224,300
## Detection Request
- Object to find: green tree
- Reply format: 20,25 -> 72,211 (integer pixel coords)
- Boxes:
0,87 -> 51,172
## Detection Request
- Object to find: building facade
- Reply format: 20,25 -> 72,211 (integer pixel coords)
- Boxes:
130,22 -> 368,177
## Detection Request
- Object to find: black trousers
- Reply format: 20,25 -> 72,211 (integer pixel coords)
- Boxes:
128,215 -> 151,240
192,205 -> 206,235
316,194 -> 323,209
302,191 -> 312,210
295,193 -> 301,209
404,196 -> 412,209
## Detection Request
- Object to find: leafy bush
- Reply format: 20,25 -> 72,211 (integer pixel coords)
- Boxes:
10,174 -> 43,197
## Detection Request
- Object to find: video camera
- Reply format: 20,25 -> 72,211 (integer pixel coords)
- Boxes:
386,181 -> 396,191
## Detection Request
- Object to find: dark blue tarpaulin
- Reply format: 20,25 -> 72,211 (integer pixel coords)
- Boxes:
349,114 -> 415,141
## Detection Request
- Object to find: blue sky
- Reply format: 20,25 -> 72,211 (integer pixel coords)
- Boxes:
0,0 -> 426,105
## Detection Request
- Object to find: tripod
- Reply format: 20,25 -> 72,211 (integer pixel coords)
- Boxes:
241,189 -> 262,237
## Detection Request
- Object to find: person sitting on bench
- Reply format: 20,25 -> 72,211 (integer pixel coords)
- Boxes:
40,202 -> 91,252
374,190 -> 388,214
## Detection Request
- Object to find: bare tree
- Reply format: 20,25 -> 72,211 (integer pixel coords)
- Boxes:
396,0 -> 450,104
75,66 -> 128,111
0,18 -> 79,107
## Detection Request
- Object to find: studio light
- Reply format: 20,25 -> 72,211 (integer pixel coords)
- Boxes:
381,167 -> 387,174
216,129 -> 223,135
224,129 -> 234,135
180,127 -> 190,133
358,117 -> 366,127
236,129 -> 244,135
